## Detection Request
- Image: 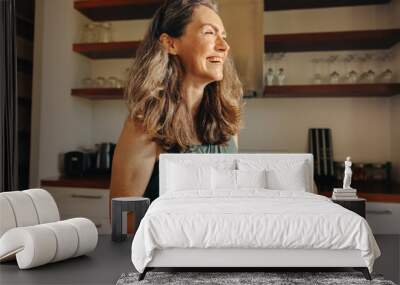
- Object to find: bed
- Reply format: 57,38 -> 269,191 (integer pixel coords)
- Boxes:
131,153 -> 380,280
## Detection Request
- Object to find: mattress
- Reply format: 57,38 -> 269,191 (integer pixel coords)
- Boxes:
131,189 -> 380,273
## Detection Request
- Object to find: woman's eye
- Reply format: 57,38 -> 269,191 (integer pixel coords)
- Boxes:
205,31 -> 214,35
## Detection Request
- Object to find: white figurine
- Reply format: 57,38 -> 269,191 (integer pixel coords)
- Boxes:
343,156 -> 353,189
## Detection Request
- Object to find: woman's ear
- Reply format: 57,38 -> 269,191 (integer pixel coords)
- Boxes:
159,33 -> 178,55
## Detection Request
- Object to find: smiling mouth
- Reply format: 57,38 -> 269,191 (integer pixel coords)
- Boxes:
206,56 -> 224,64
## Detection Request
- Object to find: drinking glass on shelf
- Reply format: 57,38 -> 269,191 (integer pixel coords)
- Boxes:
330,71 -> 340,84
95,76 -> 106,88
275,52 -> 286,85
86,23 -> 98,43
99,22 -> 112,43
342,54 -> 354,83
264,53 -> 277,85
266,68 -> 274,86
107,76 -> 119,88
82,77 -> 94,88
327,55 -> 340,84
355,53 -> 372,83
377,51 -> 395,83
277,68 -> 285,85
348,70 -> 358,84
311,58 -> 322,84
381,69 -> 394,83
365,69 -> 376,83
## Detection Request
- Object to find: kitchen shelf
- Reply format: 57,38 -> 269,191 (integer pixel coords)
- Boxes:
73,41 -> 140,59
71,88 -> 124,99
264,0 -> 391,11
263,83 -> 400,97
264,29 -> 400,52
41,177 -> 110,189
74,0 -> 162,21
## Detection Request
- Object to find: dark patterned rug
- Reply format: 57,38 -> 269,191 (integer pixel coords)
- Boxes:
116,271 -> 396,285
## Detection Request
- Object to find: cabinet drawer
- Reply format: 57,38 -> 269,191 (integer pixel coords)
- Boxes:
46,187 -> 110,219
366,202 -> 400,234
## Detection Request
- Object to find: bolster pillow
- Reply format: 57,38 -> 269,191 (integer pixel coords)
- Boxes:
0,189 -> 60,237
0,218 -> 98,269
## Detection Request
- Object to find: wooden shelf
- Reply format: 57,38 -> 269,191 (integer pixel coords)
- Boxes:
263,83 -> 400,97
264,0 -> 391,11
41,177 -> 110,189
74,0 -> 162,21
73,41 -> 140,59
265,29 -> 400,52
71,88 -> 124,99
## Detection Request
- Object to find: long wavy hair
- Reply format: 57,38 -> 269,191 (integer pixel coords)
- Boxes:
125,0 -> 244,151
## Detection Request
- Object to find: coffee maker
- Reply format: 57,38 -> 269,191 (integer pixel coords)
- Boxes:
63,143 -> 116,177
95,143 -> 116,175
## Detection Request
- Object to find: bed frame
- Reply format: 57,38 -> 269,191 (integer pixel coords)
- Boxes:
138,154 -> 372,281
139,248 -> 370,280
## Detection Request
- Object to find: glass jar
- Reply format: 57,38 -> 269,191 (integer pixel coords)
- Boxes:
99,22 -> 112,43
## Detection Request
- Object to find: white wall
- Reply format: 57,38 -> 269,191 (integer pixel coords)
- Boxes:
31,0 -> 93,186
30,0 -> 399,185
240,97 -> 392,163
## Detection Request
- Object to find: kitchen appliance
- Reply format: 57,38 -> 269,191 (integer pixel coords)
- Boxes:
63,142 -> 116,177
95,143 -> 116,175
64,151 -> 95,177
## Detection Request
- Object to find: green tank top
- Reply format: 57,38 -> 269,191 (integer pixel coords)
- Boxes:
143,137 -> 237,201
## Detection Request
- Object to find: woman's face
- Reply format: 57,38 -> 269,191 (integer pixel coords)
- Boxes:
173,5 -> 230,83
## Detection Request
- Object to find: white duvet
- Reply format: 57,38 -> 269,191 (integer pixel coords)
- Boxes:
131,190 -> 380,273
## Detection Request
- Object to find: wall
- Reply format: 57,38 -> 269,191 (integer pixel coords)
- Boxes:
30,0 -> 93,186
218,0 -> 263,93
237,1 -> 400,173
30,0 -> 399,185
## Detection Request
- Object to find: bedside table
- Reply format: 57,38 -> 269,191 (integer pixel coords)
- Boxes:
332,198 -> 366,218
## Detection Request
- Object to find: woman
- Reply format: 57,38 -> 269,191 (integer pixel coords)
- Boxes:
110,0 -> 244,204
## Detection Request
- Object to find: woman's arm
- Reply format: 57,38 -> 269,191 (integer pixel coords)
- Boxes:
110,117 -> 157,199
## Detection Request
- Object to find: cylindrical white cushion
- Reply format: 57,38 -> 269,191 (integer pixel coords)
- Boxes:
0,192 -> 39,227
0,196 -> 17,237
0,218 -> 98,269
64,218 -> 98,257
0,226 -> 57,269
42,221 -> 79,262
23,189 -> 60,223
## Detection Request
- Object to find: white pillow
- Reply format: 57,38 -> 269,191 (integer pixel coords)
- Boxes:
167,162 -> 212,191
212,168 -> 237,190
236,169 -> 267,188
237,159 -> 310,192
211,168 -> 267,190
266,166 -> 308,191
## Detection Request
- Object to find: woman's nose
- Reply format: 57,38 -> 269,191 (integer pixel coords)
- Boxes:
216,35 -> 229,52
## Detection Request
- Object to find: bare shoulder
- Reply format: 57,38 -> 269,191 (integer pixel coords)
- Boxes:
113,118 -> 158,171
114,117 -> 158,161
110,117 -> 159,197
